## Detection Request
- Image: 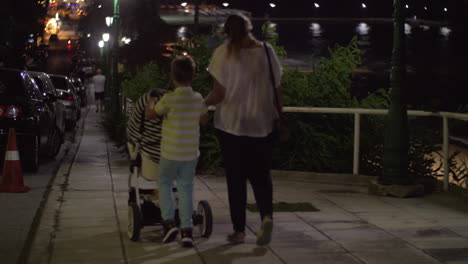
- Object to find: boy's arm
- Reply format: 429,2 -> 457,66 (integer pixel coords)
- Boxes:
145,97 -> 159,120
200,113 -> 209,126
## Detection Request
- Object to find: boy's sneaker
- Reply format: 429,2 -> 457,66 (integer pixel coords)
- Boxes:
162,219 -> 178,243
180,228 -> 194,248
227,231 -> 245,244
256,216 -> 273,246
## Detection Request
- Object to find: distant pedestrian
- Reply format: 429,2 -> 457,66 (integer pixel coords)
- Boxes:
204,13 -> 283,246
91,68 -> 106,112
145,55 -> 208,248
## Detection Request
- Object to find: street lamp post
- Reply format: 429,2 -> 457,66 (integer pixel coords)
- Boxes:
102,33 -> 111,110
98,40 -> 104,58
111,0 -> 120,114
380,0 -> 412,185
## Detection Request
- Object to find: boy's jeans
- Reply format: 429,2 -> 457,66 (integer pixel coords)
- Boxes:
159,157 -> 198,229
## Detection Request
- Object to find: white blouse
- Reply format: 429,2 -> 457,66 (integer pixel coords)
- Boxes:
208,42 -> 283,137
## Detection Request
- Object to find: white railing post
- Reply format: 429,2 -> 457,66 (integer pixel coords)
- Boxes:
353,113 -> 360,176
443,115 -> 449,191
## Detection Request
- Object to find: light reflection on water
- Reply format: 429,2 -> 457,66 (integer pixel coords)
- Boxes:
356,22 -> 370,35
405,23 -> 412,35
440,27 -> 451,38
177,26 -> 188,40
309,23 -> 322,37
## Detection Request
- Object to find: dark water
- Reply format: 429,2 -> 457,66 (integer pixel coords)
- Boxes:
177,20 -> 467,111
257,21 -> 466,111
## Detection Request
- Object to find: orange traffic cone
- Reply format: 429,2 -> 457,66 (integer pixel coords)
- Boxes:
0,128 -> 30,193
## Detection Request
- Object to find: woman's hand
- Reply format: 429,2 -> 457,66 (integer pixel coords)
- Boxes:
145,97 -> 158,120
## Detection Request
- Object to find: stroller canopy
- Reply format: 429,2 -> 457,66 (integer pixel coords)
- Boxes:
127,90 -> 165,163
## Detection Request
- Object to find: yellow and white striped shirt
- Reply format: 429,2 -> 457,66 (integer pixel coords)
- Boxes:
155,86 -> 207,161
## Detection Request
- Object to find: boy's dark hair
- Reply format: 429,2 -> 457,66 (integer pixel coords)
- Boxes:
171,55 -> 195,84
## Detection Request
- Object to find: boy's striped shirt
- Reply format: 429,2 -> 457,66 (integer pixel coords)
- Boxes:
155,87 -> 207,161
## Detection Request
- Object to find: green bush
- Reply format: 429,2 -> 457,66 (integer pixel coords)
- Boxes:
121,61 -> 171,102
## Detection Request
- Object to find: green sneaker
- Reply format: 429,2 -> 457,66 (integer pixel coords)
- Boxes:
256,216 -> 273,246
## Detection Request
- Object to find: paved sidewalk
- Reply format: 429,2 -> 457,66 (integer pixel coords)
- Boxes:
25,110 -> 468,264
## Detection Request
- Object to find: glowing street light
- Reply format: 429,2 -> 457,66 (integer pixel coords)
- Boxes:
98,40 -> 104,48
222,2 -> 229,7
98,4 -> 102,8
444,8 -> 448,12
181,2 -> 187,7
121,37 -> 131,45
314,3 -> 319,8
362,3 -> 367,8
424,6 -> 427,11
87,33 -> 91,38
106,17 -> 113,27
102,33 -> 110,42
269,3 -> 276,8
405,4 -> 409,8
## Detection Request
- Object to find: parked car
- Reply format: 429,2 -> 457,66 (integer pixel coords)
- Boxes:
0,68 -> 58,171
49,74 -> 80,130
71,77 -> 87,107
28,71 -> 66,157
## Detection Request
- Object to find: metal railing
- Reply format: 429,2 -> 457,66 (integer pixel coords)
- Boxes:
124,97 -> 467,191
284,107 -> 468,191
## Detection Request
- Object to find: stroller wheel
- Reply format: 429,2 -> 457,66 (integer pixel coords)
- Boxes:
128,202 -> 142,241
195,200 -> 213,238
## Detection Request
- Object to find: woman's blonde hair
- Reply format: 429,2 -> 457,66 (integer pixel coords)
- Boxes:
223,13 -> 253,59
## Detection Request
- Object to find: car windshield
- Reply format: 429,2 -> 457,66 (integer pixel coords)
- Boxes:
0,71 -> 26,97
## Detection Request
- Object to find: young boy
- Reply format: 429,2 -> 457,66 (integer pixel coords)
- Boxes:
145,55 -> 207,248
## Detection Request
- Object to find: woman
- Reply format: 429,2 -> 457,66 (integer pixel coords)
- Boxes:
205,13 -> 283,246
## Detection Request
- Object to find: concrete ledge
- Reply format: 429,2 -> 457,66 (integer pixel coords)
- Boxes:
368,179 -> 425,198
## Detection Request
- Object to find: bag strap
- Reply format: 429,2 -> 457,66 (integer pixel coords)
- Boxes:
264,43 -> 282,116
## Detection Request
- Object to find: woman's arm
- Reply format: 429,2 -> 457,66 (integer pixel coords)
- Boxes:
204,78 -> 226,106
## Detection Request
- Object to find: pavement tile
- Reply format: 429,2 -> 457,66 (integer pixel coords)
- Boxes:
265,220 -> 330,241
404,237 -> 468,249
50,251 -> 125,264
125,242 -> 204,264
433,218 -> 468,228
317,225 -> 393,241
352,248 -> 441,264
269,239 -> 345,253
320,193 -> 402,213
198,243 -> 282,264
387,227 -> 461,239
63,191 -> 113,199
53,228 -> 120,242
59,217 -> 116,228
424,248 -> 468,263
278,252 -> 362,264
296,210 -> 362,224
448,226 -> 468,237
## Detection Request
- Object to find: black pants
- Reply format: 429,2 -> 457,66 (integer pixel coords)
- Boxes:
216,129 -> 274,233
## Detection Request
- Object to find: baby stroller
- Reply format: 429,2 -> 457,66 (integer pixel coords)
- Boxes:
126,89 -> 213,241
